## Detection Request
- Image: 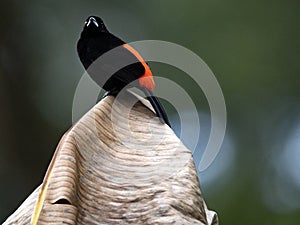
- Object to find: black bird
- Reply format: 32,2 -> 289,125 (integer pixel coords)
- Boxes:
77,16 -> 170,127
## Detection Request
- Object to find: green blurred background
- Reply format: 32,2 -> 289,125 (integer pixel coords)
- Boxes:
1,0 -> 300,224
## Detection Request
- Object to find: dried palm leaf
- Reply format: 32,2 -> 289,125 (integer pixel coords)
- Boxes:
3,91 -> 218,225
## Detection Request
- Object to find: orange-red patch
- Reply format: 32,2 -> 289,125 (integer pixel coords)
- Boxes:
122,43 -> 155,91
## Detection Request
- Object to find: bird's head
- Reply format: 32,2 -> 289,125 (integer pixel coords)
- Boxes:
80,16 -> 108,37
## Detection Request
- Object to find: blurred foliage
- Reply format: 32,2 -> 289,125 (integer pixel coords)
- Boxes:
0,0 -> 299,224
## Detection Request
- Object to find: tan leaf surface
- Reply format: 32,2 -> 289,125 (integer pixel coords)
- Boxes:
3,91 -> 218,225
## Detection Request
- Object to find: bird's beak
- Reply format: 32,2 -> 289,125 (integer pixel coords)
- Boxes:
86,17 -> 99,27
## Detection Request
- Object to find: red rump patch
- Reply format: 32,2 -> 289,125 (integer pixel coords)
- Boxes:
122,44 -> 155,91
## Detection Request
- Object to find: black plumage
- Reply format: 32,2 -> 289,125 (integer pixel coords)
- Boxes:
77,16 -> 170,127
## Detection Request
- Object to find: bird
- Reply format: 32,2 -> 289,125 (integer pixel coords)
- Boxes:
77,16 -> 170,127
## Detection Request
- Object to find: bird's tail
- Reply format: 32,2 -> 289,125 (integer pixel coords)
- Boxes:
142,88 -> 171,127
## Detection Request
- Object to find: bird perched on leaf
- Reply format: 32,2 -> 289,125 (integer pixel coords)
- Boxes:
77,16 -> 170,127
